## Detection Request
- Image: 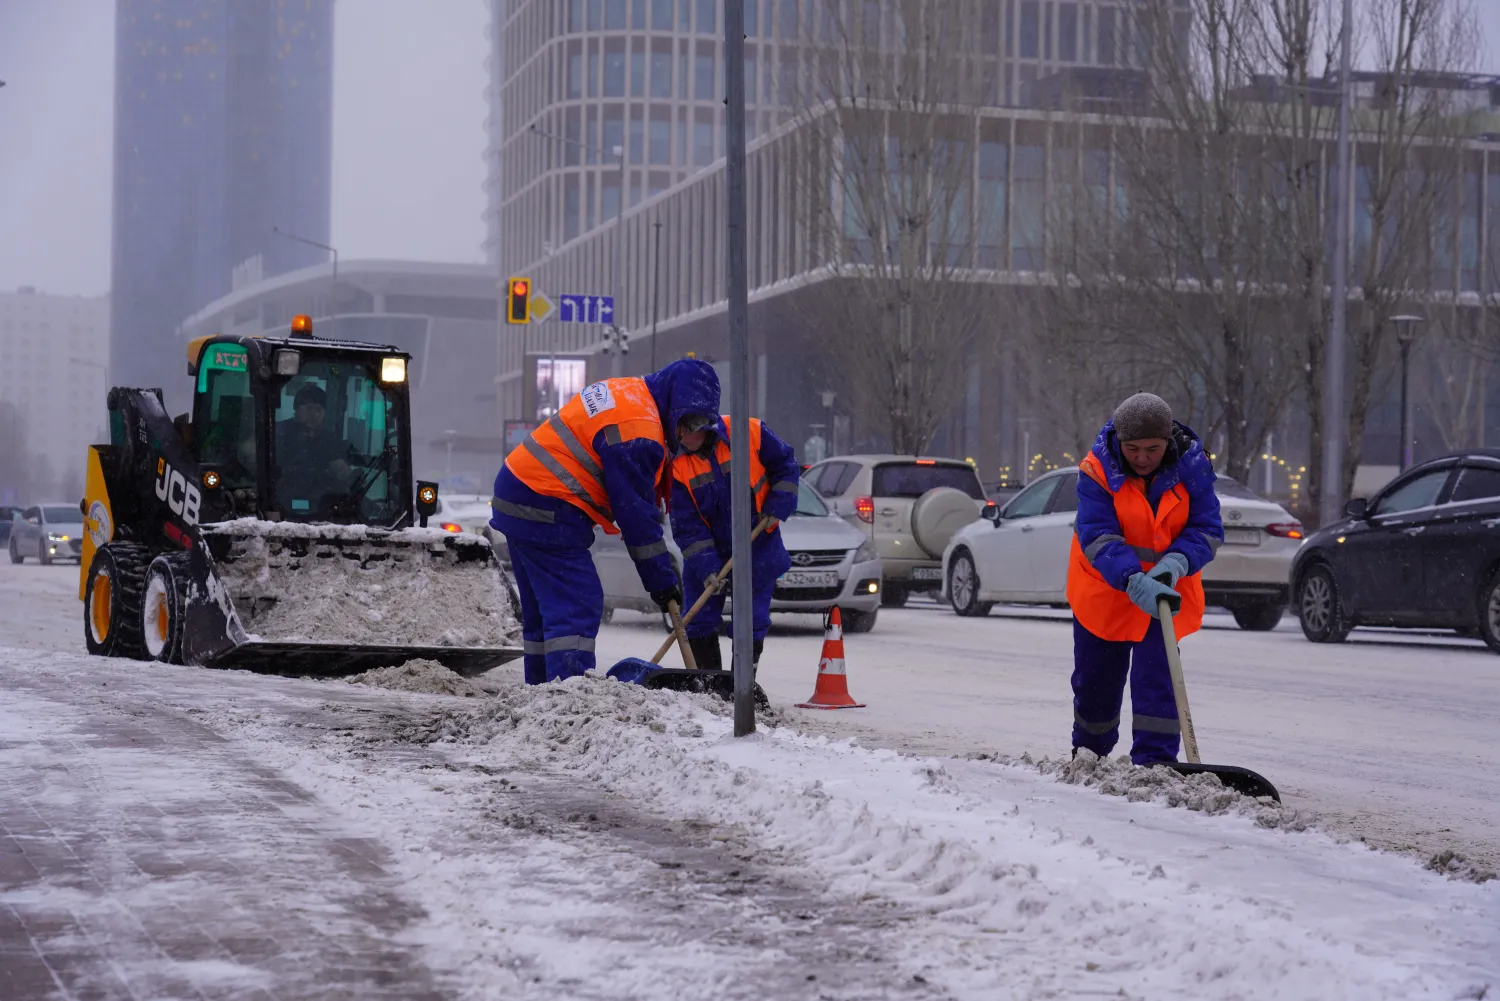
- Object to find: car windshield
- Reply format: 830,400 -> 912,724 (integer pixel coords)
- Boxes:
794,482 -> 828,517
1214,476 -> 1263,501
44,506 -> 79,523
271,357 -> 405,524
872,462 -> 984,499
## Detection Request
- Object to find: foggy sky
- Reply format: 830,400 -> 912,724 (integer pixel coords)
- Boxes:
1,1 -> 1498,299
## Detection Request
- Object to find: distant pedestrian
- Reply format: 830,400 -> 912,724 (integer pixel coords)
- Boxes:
669,416 -> 801,672
1065,393 -> 1224,764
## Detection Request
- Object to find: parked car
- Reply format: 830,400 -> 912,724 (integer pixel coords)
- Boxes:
1293,451 -> 1500,651
594,482 -> 885,632
806,455 -> 989,607
0,506 -> 22,545
434,494 -> 495,537
941,469 -> 1303,630
8,503 -> 86,565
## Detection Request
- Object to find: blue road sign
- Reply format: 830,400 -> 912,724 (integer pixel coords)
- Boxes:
557,294 -> 616,324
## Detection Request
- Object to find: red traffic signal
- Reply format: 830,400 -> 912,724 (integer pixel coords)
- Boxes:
507,277 -> 531,324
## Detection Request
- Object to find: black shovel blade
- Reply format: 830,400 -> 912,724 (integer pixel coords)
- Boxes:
635,667 -> 770,707
1156,763 -> 1280,802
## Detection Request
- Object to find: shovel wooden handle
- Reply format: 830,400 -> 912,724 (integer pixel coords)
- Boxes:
1158,596 -> 1201,764
650,516 -> 773,665
667,601 -> 697,670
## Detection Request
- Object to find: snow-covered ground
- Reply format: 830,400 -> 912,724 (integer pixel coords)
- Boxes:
3,561 -> 1497,1000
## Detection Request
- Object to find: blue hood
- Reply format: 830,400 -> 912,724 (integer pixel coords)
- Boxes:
1090,419 -> 1214,497
643,360 -> 721,454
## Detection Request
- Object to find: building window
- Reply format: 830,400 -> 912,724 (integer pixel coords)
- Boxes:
694,119 -> 715,165
603,106 -> 625,157
650,117 -> 671,164
632,0 -> 646,29
652,0 -> 673,31
651,50 -> 672,97
695,50 -> 715,99
780,0 -> 799,38
568,52 -> 583,98
1098,6 -> 1118,66
631,49 -> 645,96
1058,3 -> 1078,61
746,0 -> 758,36
604,44 -> 626,96
1013,143 -> 1045,270
629,113 -> 645,163
605,0 -> 626,30
589,0 -> 603,30
569,0 -> 585,32
1019,1 -> 1039,59
565,176 -> 581,241
696,0 -> 715,33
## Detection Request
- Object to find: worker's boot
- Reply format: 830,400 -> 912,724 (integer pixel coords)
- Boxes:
688,634 -> 723,671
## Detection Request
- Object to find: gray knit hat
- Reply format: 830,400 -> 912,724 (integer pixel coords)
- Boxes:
1112,392 -> 1173,443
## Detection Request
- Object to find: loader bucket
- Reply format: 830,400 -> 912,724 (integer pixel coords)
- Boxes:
185,521 -> 523,676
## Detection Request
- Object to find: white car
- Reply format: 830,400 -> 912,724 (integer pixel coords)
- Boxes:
940,469 -> 1303,630
8,503 -> 86,565
593,482 -> 885,632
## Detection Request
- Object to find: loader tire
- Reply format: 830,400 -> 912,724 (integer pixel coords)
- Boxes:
85,543 -> 150,659
142,552 -> 192,664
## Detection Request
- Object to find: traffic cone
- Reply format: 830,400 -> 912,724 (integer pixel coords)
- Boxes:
796,607 -> 866,709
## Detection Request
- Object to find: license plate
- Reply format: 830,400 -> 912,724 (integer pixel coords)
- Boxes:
911,567 -> 943,581
779,570 -> 840,588
1224,528 -> 1263,546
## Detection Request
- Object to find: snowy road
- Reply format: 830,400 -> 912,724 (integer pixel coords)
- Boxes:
2,561 -> 1498,999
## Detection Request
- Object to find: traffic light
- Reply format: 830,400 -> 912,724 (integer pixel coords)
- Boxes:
507,277 -> 531,324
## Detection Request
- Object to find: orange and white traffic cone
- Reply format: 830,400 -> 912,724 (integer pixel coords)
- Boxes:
796,607 -> 866,710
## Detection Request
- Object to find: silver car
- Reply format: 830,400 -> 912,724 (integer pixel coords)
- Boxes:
8,503 -> 86,565
594,482 -> 884,632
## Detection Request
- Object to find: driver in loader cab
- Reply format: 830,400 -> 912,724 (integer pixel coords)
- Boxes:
1066,392 -> 1223,766
669,415 -> 800,673
491,359 -> 721,685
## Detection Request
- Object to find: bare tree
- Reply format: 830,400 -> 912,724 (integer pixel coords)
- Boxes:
785,0 -> 992,454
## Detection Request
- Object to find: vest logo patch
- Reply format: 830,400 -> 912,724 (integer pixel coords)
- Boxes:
580,382 -> 616,418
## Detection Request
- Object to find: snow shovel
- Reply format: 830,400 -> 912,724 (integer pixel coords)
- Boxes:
606,518 -> 773,705
1155,596 -> 1281,802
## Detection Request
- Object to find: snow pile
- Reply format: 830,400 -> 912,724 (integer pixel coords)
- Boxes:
346,659 -> 491,698
397,675 -> 1499,999
1017,747 -> 1313,830
205,518 -> 491,547
1427,850 -> 1497,884
213,533 -> 519,647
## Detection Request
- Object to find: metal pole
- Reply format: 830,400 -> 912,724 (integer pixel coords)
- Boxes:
611,147 -> 626,377
651,219 -> 663,370
724,0 -> 754,737
1399,340 -> 1411,471
1320,0 -> 1354,526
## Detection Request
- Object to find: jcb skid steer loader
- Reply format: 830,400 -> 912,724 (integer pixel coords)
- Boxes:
78,315 -> 523,676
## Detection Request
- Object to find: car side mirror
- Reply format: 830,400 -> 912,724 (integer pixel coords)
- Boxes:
982,503 -> 1002,525
1344,497 -> 1369,519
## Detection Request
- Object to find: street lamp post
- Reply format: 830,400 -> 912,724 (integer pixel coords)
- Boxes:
271,226 -> 338,336
1392,314 -> 1423,471
528,124 -> 628,375
650,219 -> 663,370
1321,0 -> 1355,525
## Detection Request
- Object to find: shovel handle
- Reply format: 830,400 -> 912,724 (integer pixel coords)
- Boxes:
1158,596 -> 1201,765
649,516 -> 773,665
667,600 -> 697,670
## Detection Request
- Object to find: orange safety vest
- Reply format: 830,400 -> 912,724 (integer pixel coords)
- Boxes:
1065,450 -> 1205,642
670,416 -> 778,534
505,378 -> 668,534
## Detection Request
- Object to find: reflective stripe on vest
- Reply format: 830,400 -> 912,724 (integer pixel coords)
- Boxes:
1065,451 -> 1205,643
504,377 -> 667,534
670,416 -> 779,537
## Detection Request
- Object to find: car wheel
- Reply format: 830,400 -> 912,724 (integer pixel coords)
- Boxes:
141,553 -> 192,664
1297,565 -> 1350,643
37,538 -> 52,566
880,582 -> 909,608
1231,599 -> 1285,632
7,537 -> 21,564
841,606 -> 878,633
84,543 -> 150,659
1477,574 -> 1500,655
947,550 -> 993,617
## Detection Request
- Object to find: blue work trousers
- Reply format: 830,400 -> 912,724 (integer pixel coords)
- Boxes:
683,574 -> 775,641
507,537 -> 603,685
1071,617 -> 1181,765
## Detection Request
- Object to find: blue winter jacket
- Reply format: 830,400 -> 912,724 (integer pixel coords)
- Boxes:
668,417 -> 801,591
491,359 -> 721,595
1075,420 -> 1224,591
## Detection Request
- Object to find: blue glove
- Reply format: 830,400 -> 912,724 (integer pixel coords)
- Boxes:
1151,552 -> 1190,589
1127,572 -> 1181,617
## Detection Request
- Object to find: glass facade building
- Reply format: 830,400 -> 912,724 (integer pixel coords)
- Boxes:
110,0 -> 333,413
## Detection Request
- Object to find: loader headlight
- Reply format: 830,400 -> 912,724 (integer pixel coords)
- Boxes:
202,470 -> 221,489
380,357 -> 406,383
273,349 -> 301,376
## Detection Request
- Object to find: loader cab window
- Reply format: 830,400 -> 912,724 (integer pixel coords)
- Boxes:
193,343 -> 258,489
271,357 -> 404,524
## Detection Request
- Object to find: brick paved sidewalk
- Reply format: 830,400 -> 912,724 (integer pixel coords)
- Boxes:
0,678 -> 450,1001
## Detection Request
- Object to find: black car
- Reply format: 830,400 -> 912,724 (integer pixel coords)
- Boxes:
1293,451 -> 1500,651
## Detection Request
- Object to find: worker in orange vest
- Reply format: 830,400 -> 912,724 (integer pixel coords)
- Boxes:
1065,393 -> 1224,764
669,416 -> 801,671
491,359 -> 720,684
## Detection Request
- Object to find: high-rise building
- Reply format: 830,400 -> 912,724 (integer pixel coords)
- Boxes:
110,0 -> 333,412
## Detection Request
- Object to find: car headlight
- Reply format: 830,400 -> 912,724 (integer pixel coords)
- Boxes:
47,533 -> 69,541
852,539 -> 878,563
